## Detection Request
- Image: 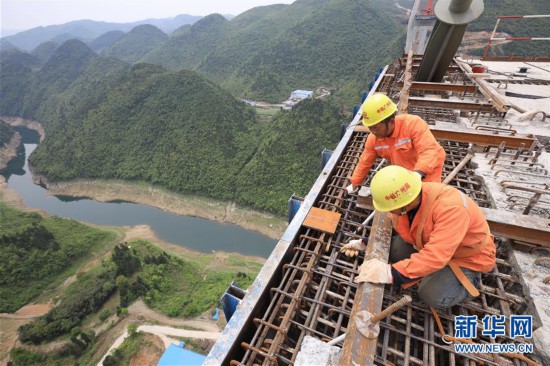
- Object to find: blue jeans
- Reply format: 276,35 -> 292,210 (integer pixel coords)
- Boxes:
390,235 -> 480,309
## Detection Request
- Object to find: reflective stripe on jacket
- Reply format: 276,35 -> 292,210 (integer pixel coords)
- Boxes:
350,114 -> 446,186
391,182 -> 496,279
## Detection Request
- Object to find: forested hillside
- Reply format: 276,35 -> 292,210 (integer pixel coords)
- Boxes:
12,0 -> 541,216
3,0 -> 543,215
86,30 -> 125,52
1,23 -> 348,215
0,203 -> 260,362
141,14 -> 232,73
3,15 -> 202,51
31,41 -> 59,63
0,203 -> 116,313
140,0 -> 406,103
0,120 -> 15,146
467,0 -> 550,57
101,25 -> 168,63
235,99 -> 344,212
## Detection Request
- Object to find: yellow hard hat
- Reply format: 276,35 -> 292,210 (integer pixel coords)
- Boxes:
371,166 -> 422,212
362,94 -> 397,127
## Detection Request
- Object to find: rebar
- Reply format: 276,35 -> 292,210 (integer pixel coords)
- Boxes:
230,60 -> 542,366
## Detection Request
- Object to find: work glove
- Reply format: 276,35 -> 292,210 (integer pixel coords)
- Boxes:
340,239 -> 365,257
346,184 -> 359,195
354,258 -> 393,284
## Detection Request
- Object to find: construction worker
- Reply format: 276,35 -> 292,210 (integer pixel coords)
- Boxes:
346,94 -> 446,194
343,166 -> 496,308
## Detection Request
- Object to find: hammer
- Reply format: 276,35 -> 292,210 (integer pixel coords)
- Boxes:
326,295 -> 412,346
355,295 -> 412,338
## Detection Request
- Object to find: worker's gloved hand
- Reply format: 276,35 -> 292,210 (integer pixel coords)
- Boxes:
354,258 -> 393,284
346,184 -> 359,195
340,239 -> 365,257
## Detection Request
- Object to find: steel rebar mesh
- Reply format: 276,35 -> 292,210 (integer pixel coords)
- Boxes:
231,129 -> 541,365
478,141 -> 550,218
374,237 -> 540,366
440,140 -> 493,207
236,131 -> 374,366
231,59 -> 543,364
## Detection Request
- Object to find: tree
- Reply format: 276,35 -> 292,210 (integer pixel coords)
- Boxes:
128,323 -> 139,337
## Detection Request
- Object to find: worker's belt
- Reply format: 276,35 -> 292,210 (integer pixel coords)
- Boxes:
409,185 -> 491,297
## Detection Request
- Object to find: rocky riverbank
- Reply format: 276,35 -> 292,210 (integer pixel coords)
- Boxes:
0,116 -> 286,240
42,179 -> 286,240
0,132 -> 21,171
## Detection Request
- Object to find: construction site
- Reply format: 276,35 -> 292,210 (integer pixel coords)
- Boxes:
205,0 -> 550,365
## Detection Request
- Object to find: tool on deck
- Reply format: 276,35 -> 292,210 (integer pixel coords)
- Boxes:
326,295 -> 412,346
355,295 -> 412,338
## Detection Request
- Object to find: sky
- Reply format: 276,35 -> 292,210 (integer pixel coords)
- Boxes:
1,0 -> 295,33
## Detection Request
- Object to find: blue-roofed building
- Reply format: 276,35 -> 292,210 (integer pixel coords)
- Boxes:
157,343 -> 206,366
290,90 -> 313,101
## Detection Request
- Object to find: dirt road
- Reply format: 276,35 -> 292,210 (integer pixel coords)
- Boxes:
128,300 -> 220,332
98,324 -> 220,366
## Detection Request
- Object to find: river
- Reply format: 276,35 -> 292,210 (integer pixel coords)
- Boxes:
2,141 -> 277,258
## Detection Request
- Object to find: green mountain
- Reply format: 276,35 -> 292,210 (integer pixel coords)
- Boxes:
21,40 -> 98,118
86,30 -> 125,52
1,40 -> 345,214
0,48 -> 41,69
28,63 -> 260,200
31,41 -> 59,62
0,203 -> 115,313
0,38 -> 18,52
3,16 -> 203,51
0,119 -> 16,146
141,14 -> 232,72
235,99 -> 345,212
139,0 -> 405,103
0,0 -> 402,214
101,25 -> 168,63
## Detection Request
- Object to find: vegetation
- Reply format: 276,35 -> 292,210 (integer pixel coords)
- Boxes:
101,25 -> 168,63
31,41 -> 59,63
141,0 -> 405,103
116,240 -> 257,317
3,0 -> 543,218
0,1 -> 410,215
0,119 -> 15,146
467,0 -> 550,57
235,99 -> 345,212
14,236 -> 258,343
18,263 -> 117,343
87,30 -> 125,52
2,36 -> 348,214
102,330 -> 162,366
9,349 -> 46,366
0,203 -> 116,313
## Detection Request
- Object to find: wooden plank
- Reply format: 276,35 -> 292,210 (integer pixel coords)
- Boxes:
430,124 -> 535,149
339,211 -> 393,365
408,96 -> 495,112
397,81 -> 478,93
455,58 -> 510,113
303,207 -> 342,234
397,50 -> 414,115
482,208 -> 550,247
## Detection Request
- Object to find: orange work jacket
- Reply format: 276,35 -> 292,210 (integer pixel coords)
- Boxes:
391,182 -> 496,279
350,114 -> 446,186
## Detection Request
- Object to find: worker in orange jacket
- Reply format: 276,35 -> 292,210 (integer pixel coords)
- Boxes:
346,94 -> 446,194
342,165 -> 496,308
